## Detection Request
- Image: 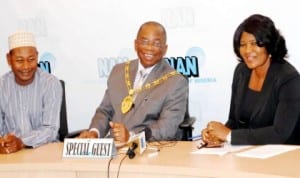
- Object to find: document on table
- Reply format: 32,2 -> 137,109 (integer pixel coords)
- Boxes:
235,145 -> 300,159
191,143 -> 251,156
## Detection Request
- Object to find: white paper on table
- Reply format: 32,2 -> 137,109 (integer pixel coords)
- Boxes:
191,143 -> 251,156
235,145 -> 300,159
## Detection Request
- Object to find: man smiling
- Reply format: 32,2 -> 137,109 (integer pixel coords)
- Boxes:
0,31 -> 62,154
79,21 -> 188,144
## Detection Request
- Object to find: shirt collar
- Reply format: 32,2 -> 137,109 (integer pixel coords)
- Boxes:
137,61 -> 155,75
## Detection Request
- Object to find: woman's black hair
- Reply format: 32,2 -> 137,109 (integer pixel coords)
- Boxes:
233,14 -> 288,62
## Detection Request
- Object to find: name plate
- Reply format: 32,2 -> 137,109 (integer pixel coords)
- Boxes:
62,138 -> 116,158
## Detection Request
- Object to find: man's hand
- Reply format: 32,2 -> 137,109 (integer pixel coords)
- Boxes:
0,134 -> 24,154
77,130 -> 98,138
109,121 -> 130,144
0,137 -> 5,153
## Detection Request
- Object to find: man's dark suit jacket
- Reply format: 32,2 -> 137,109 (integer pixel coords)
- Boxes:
226,61 -> 300,145
90,59 -> 188,141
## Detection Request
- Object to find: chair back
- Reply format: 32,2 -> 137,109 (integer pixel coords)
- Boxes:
178,75 -> 195,141
58,80 -> 68,141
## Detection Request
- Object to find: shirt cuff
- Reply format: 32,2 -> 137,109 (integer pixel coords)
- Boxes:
89,128 -> 100,138
226,131 -> 231,143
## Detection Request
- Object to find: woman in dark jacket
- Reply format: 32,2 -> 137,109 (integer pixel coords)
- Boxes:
201,14 -> 300,145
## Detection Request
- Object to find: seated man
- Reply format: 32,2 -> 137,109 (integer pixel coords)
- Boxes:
79,21 -> 188,145
0,31 -> 62,154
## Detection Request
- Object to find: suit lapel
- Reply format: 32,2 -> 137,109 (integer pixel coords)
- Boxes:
235,67 -> 250,120
133,60 -> 166,108
129,60 -> 138,88
121,60 -> 138,123
123,59 -> 160,126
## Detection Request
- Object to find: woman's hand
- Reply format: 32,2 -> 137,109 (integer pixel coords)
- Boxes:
207,121 -> 231,142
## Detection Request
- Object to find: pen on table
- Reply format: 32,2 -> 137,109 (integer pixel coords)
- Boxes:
197,142 -> 208,149
188,134 -> 202,141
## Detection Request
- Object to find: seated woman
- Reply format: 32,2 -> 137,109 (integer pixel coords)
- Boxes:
201,14 -> 300,145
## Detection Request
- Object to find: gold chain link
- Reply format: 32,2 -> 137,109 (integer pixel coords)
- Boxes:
124,61 -> 179,96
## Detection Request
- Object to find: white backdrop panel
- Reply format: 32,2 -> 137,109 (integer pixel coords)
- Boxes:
0,0 -> 299,135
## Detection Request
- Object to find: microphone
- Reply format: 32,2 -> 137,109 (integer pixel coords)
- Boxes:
136,126 -> 152,141
126,142 -> 138,159
126,127 -> 151,159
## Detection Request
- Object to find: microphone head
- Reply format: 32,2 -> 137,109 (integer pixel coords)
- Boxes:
128,151 -> 135,159
127,142 -> 138,159
144,127 -> 152,141
131,142 -> 138,150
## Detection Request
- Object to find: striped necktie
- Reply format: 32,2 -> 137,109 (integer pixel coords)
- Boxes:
134,70 -> 147,89
133,70 -> 148,100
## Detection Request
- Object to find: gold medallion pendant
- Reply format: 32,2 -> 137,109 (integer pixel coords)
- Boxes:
121,95 -> 134,114
122,60 -> 179,114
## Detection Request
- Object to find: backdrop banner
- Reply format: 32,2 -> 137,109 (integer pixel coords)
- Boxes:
1,0 -> 299,135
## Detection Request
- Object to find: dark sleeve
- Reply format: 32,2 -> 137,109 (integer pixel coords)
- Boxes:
89,65 -> 119,137
225,63 -> 243,129
231,74 -> 300,145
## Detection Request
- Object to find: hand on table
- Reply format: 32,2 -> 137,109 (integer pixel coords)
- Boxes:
109,121 -> 130,144
0,133 -> 24,154
77,130 -> 98,138
201,121 -> 231,146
